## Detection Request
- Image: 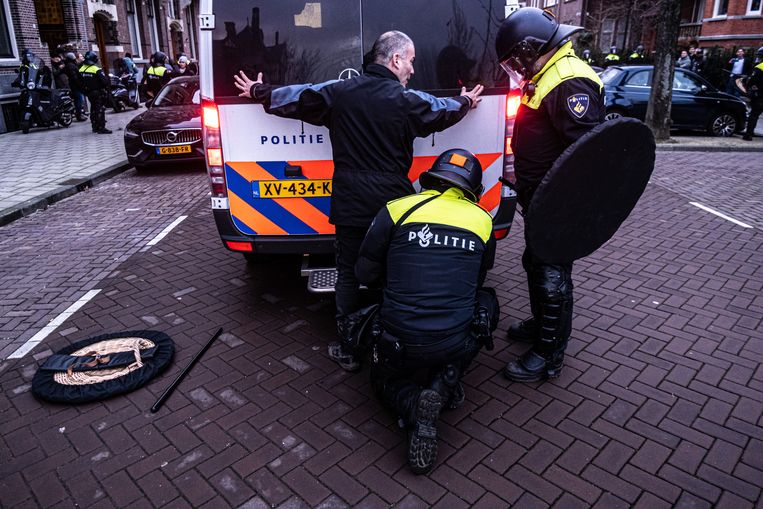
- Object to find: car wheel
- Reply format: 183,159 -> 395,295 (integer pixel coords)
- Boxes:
604,109 -> 625,121
708,112 -> 736,137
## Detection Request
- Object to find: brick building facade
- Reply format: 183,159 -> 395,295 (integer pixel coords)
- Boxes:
0,0 -> 200,133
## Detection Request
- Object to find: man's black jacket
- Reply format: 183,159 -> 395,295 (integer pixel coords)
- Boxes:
249,64 -> 473,227
355,188 -> 495,343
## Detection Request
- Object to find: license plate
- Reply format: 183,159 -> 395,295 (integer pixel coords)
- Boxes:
255,179 -> 332,198
157,145 -> 191,155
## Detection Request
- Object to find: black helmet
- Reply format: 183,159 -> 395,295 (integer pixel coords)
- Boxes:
84,50 -> 98,63
419,149 -> 484,202
636,44 -> 644,53
495,7 -> 582,85
610,45 -> 618,53
756,46 -> 763,58
21,48 -> 33,64
154,51 -> 167,65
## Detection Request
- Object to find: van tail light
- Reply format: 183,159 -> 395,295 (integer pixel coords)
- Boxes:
225,241 -> 254,252
503,90 -> 521,187
202,100 -> 227,198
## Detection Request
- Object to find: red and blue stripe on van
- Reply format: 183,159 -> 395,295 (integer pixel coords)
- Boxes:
225,153 -> 502,236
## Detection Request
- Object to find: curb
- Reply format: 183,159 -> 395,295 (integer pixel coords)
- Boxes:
656,144 -> 763,152
0,160 -> 132,227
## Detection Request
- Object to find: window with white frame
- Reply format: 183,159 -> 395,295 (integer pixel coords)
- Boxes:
0,0 -> 18,60
714,0 -> 730,16
126,0 -> 142,59
748,0 -> 762,15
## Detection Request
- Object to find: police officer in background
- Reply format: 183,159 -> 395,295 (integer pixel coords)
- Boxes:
627,44 -> 646,64
142,51 -> 172,99
743,47 -> 763,141
495,7 -> 604,382
581,49 -> 595,66
355,149 -> 499,474
78,51 -> 111,134
604,46 -> 620,67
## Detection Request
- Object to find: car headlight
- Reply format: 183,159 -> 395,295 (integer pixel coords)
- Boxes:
124,128 -> 140,138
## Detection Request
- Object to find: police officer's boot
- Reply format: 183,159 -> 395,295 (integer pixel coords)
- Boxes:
407,389 -> 443,474
327,316 -> 360,372
504,264 -> 572,383
507,252 -> 542,343
429,364 -> 464,410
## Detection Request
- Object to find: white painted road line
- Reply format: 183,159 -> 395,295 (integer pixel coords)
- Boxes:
146,215 -> 187,246
690,202 -> 753,229
8,289 -> 102,359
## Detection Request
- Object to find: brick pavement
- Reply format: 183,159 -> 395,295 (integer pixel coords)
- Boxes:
0,107 -> 143,226
0,152 -> 761,508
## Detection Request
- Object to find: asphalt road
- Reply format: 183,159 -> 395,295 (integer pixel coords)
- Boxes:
0,153 -> 760,508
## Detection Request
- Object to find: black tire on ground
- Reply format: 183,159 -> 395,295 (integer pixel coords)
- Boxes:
707,112 -> 737,137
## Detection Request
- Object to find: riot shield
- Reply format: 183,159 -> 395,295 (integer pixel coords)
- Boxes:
525,117 -> 656,264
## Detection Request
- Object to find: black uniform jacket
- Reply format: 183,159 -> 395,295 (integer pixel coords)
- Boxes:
747,62 -> 763,103
78,64 -> 109,93
512,55 -> 605,208
249,64 -> 473,227
355,188 -> 496,345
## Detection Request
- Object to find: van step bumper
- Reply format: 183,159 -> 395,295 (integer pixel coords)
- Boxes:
306,269 -> 337,293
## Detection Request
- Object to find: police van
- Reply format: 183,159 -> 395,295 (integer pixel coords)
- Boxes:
198,0 -> 520,291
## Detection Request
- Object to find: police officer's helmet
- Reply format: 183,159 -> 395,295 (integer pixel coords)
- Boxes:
419,149 -> 484,202
757,46 -> 763,58
582,49 -> 591,58
84,50 -> 98,64
610,46 -> 618,53
154,52 -> 167,65
21,49 -> 33,64
495,7 -> 582,85
636,44 -> 644,53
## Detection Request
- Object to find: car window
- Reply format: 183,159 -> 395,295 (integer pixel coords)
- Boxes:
599,67 -> 623,85
673,71 -> 702,92
154,80 -> 201,106
624,70 -> 650,87
211,1 -> 362,96
362,0 -> 508,90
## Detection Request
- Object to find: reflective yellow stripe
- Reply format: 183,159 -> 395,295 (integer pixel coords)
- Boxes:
147,66 -> 167,76
523,42 -> 603,110
78,64 -> 100,74
387,189 -> 493,243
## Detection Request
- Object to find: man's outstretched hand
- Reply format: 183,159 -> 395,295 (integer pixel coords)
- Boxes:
234,71 -> 263,98
461,84 -> 484,109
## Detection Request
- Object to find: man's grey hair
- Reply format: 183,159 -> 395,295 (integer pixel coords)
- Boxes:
372,31 -> 414,65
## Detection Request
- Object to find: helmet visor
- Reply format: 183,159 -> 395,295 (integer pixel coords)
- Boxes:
499,56 -> 527,90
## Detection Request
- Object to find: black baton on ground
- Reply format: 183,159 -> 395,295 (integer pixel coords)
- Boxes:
150,327 -> 223,413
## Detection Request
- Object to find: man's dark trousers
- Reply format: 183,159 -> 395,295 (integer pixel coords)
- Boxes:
334,225 -> 369,319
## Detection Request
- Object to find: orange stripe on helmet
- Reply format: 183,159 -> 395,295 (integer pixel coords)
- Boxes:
229,191 -> 288,235
273,198 -> 335,234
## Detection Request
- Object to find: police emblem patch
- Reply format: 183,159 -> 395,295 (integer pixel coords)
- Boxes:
567,94 -> 590,118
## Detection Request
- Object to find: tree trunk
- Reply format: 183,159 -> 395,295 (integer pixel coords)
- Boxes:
645,0 -> 682,141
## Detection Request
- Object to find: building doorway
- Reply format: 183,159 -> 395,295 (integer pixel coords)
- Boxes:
93,12 -> 109,72
170,21 -> 184,60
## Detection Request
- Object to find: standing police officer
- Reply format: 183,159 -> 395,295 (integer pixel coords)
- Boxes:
78,51 -> 111,134
355,149 -> 499,474
495,7 -> 604,382
604,46 -> 620,67
142,52 -> 173,99
743,47 -> 763,141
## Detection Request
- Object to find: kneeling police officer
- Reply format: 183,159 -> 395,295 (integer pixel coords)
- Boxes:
354,149 -> 499,474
